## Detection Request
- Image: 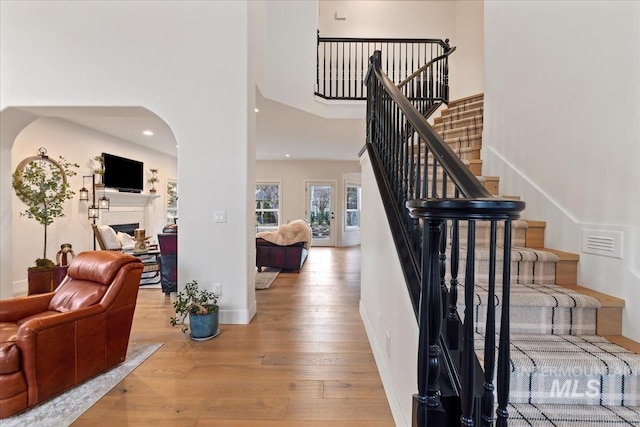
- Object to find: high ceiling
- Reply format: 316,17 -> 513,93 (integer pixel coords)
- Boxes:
18,95 -> 366,162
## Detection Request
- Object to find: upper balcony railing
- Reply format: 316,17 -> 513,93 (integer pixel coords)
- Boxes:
316,33 -> 451,101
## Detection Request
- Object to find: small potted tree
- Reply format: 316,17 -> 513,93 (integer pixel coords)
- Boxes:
12,148 -> 79,294
148,168 -> 159,194
170,280 -> 220,340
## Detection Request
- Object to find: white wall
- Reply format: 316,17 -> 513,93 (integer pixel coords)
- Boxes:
484,0 -> 640,340
255,160 -> 361,246
11,118 -> 176,295
360,152 -> 418,427
1,1 -> 254,323
451,1 -> 484,100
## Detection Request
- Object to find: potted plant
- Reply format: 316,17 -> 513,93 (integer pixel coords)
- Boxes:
148,168 -> 159,194
170,280 -> 220,340
93,154 -> 105,186
12,148 -> 79,294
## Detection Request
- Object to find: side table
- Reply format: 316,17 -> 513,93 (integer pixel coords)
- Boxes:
126,250 -> 161,286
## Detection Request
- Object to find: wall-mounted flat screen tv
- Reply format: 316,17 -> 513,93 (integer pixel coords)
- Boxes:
102,152 -> 144,193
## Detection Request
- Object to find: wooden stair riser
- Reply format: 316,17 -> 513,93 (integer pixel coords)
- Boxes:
467,159 -> 482,176
524,220 -> 546,247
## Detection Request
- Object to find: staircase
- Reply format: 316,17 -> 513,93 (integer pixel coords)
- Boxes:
434,95 -> 640,426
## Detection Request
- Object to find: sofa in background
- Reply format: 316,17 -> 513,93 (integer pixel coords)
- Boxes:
0,251 -> 143,418
255,220 -> 311,272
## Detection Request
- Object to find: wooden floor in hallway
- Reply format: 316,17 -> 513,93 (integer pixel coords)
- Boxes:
73,246 -> 395,426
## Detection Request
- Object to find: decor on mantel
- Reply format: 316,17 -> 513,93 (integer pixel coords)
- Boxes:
11,147 -> 79,294
147,168 -> 159,194
92,154 -> 105,186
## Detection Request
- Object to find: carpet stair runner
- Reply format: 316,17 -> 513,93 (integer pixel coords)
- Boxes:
433,94 -> 640,425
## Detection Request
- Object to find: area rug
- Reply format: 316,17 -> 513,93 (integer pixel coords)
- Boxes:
255,267 -> 281,290
2,342 -> 162,427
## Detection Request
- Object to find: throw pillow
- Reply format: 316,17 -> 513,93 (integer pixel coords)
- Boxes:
98,225 -> 121,250
117,232 -> 135,251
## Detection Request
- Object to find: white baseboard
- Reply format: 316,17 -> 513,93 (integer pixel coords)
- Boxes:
360,300 -> 410,427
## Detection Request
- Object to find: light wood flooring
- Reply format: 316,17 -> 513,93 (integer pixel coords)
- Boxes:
73,246 -> 395,426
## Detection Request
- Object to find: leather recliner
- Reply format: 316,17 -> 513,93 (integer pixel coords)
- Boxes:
0,251 -> 143,418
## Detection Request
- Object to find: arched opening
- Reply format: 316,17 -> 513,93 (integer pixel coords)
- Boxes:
1,106 -> 178,298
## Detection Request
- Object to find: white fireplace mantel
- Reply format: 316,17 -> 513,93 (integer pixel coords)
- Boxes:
100,189 -> 160,207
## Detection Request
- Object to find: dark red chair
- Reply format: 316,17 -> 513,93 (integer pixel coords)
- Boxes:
157,231 -> 177,294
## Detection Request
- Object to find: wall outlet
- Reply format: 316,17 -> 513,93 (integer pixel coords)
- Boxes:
213,210 -> 226,223
213,283 -> 222,295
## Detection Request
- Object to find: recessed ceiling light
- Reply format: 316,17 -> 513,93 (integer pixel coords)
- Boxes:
143,130 -> 154,136
254,108 -> 259,113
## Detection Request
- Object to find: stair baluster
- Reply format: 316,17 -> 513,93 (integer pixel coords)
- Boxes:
496,221 -> 513,427
461,220 -> 477,426
481,221 -> 498,426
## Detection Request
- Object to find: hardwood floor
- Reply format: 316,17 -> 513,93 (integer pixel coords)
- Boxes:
73,246 -> 395,426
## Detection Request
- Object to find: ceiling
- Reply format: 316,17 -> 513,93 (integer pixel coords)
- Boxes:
18,96 -> 367,162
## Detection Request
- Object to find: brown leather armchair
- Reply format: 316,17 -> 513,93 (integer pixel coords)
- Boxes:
0,251 -> 143,418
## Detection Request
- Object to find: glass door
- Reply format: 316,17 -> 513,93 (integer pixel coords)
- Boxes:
306,182 -> 335,247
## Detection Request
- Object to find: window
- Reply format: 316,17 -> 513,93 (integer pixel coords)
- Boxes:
345,184 -> 361,230
167,179 -> 178,224
256,183 -> 280,232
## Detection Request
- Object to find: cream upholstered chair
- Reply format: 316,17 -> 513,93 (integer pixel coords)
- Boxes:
92,224 -> 134,251
91,224 -> 160,285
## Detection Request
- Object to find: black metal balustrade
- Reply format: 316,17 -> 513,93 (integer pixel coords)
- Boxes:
316,34 -> 451,100
364,50 -> 525,426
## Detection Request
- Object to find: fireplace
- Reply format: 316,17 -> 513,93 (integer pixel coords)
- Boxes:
110,223 -> 139,236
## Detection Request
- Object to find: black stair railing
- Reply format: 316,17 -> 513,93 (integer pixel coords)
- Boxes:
316,33 -> 451,100
364,50 -> 526,426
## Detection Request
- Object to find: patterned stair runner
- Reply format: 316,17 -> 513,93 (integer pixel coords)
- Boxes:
436,94 -> 640,423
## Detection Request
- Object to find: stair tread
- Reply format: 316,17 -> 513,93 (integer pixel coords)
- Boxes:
433,115 -> 484,130
443,133 -> 483,143
509,402 -> 640,426
434,107 -> 484,124
524,219 -> 547,228
447,93 -> 484,107
558,284 -> 625,308
476,333 -> 640,405
604,335 -> 640,354
531,247 -> 580,262
460,281 -> 601,309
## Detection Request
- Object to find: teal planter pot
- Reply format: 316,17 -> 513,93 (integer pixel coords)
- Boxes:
189,311 -> 219,340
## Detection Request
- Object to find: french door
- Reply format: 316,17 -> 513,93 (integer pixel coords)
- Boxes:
305,181 -> 336,247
